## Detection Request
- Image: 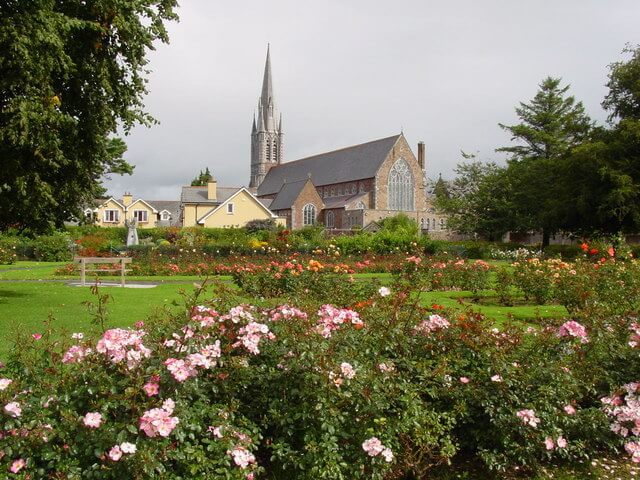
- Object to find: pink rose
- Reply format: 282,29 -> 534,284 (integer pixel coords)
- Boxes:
563,404 -> 576,415
108,445 -> 122,461
9,458 -> 26,473
459,377 -> 470,384
83,412 -> 103,428
544,437 -> 555,450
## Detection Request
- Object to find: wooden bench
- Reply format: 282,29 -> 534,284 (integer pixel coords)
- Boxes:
74,257 -> 133,287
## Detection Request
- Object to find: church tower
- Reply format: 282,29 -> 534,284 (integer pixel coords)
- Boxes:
250,45 -> 283,189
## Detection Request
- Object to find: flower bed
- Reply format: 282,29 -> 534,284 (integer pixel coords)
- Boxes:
2,263 -> 640,478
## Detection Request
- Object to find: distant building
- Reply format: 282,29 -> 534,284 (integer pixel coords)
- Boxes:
180,178 -> 283,228
87,194 -> 180,228
250,46 -> 449,234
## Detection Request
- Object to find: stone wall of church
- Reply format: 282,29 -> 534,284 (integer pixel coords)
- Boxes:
290,181 -> 324,229
373,136 -> 428,214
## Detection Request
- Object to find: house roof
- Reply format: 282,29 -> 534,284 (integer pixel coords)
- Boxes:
268,179 -> 309,211
257,134 -> 402,196
196,188 -> 277,224
180,186 -> 242,204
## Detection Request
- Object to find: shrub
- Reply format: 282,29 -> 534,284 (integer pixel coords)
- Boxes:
32,232 -> 75,261
245,219 -> 277,234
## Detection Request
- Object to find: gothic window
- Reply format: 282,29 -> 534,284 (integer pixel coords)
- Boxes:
440,218 -> 445,229
273,141 -> 278,162
266,142 -> 271,162
355,201 -> 365,210
388,158 -> 414,211
330,187 -> 335,197
325,210 -> 335,228
302,204 -> 316,226
351,184 -> 356,194
359,182 -> 365,193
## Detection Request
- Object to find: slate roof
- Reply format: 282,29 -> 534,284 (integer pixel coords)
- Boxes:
180,186 -> 241,204
322,192 -> 368,210
257,134 -> 402,196
268,180 -> 308,211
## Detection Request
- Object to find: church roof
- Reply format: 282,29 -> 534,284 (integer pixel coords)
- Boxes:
257,134 -> 402,196
268,179 -> 308,211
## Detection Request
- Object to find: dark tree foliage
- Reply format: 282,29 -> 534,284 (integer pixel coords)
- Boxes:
191,167 -> 213,187
497,77 -> 594,245
434,157 -> 515,241
0,0 -> 178,233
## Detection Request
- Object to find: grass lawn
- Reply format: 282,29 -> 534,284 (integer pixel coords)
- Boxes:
0,261 -> 569,358
0,281 -> 192,357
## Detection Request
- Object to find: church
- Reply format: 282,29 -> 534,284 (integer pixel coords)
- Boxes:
249,48 -> 446,233
249,47 -> 448,235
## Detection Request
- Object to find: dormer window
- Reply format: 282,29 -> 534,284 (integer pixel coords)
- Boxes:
160,211 -> 171,221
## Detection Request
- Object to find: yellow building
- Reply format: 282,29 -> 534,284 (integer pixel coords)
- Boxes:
180,180 -> 284,228
87,194 -> 180,228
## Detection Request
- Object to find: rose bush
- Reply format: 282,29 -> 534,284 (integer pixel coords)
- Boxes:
3,257 -> 640,477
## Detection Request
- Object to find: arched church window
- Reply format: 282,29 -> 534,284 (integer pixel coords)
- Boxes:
266,142 -> 271,162
388,159 -> 414,211
325,210 -> 335,228
273,141 -> 278,162
303,204 -> 316,226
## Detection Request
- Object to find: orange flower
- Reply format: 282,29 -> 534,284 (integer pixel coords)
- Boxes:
580,243 -> 589,252
589,248 -> 599,255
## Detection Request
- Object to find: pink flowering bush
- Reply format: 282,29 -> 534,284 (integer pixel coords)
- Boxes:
2,265 -> 640,478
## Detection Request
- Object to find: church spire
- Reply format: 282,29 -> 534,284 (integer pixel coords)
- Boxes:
250,45 -> 284,189
261,44 -> 274,109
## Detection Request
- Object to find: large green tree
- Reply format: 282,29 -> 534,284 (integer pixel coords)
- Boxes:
0,0 -> 178,233
434,155 -> 515,241
497,77 -> 593,245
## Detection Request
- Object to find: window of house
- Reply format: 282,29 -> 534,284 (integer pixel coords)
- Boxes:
132,210 -> 148,223
388,158 -> 414,211
302,203 -> 316,226
351,184 -> 356,194
330,187 -> 335,197
103,210 -> 119,223
432,218 -> 437,230
84,209 -> 93,219
227,203 -> 234,214
355,201 -> 365,210
161,211 -> 171,221
439,218 -> 445,229
325,210 -> 335,229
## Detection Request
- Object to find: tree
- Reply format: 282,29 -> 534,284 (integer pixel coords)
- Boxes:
434,155 -> 515,241
497,77 -> 593,245
0,1 -> 178,233
191,168 -> 213,186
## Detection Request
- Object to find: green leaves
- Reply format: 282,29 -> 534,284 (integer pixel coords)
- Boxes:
0,1 -> 178,232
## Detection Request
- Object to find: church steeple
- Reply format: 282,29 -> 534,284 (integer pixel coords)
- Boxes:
250,45 -> 284,189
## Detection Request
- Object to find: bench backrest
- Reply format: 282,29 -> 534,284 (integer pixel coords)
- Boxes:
73,257 -> 132,264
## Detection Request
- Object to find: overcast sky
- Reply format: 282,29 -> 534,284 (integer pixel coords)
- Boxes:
103,0 -> 640,200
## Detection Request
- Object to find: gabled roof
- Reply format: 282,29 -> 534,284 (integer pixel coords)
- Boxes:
197,187 -> 277,224
268,179 -> 308,211
127,198 -> 158,213
181,186 -> 242,204
257,134 -> 402,196
98,197 -> 126,210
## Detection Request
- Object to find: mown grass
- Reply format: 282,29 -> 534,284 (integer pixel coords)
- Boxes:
0,261 -> 568,357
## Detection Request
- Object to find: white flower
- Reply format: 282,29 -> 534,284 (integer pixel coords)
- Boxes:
378,286 -> 391,297
120,442 -> 137,454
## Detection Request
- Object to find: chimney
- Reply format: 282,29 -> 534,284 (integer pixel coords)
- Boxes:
122,192 -> 133,206
417,142 -> 426,170
207,179 -> 217,201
